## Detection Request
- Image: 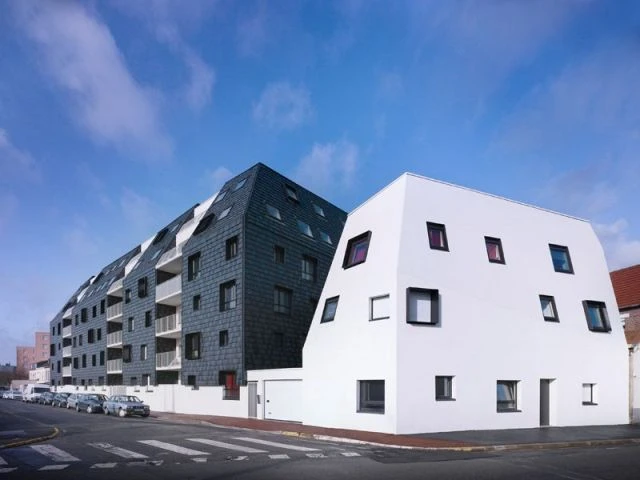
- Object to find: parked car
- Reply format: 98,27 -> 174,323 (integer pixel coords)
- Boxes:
52,392 -> 71,408
66,393 -> 83,410
76,393 -> 108,413
103,395 -> 150,417
38,391 -> 55,405
23,384 -> 50,403
6,390 -> 23,400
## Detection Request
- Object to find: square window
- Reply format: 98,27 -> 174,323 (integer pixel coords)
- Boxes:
435,376 -> 455,401
226,236 -> 238,260
297,220 -> 314,238
219,330 -> 229,347
582,383 -> 598,405
187,375 -> 197,387
285,185 -> 299,202
539,295 -> 559,322
319,231 -> 332,244
582,301 -> 611,332
188,252 -> 201,281
301,255 -> 317,282
497,380 -> 519,412
321,296 -> 339,323
358,380 -> 385,414
140,344 -> 147,361
549,244 -> 573,274
274,286 -> 292,315
218,206 -> 232,220
220,281 -> 237,311
138,277 -> 148,298
370,295 -> 390,321
144,311 -> 152,328
274,245 -> 285,264
406,288 -> 439,325
427,222 -> 449,251
313,203 -> 325,217
342,231 -> 371,269
193,294 -> 201,311
266,204 -> 282,221
185,332 -> 201,360
485,237 -> 505,264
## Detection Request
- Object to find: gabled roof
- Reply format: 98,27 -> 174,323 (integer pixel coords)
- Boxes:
610,264 -> 640,309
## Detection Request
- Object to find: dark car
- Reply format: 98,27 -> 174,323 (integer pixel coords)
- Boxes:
38,391 -> 55,405
52,392 -> 71,408
76,393 -> 108,414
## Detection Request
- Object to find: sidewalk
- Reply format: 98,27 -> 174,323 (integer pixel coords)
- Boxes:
154,412 -> 640,451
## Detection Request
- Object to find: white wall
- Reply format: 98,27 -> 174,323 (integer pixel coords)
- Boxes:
29,367 -> 50,384
248,368 -> 303,421
632,345 -> 640,423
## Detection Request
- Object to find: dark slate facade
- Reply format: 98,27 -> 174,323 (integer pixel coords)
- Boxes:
48,163 -> 346,388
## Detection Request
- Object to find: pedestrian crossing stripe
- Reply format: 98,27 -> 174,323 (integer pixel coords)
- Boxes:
269,454 -> 290,459
0,456 -> 7,466
38,464 -> 69,471
89,442 -> 148,459
233,437 -> 320,452
137,440 -> 209,456
91,463 -> 118,469
30,445 -> 80,462
187,438 -> 267,453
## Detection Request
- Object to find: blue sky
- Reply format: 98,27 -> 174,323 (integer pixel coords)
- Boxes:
1,0 -> 639,364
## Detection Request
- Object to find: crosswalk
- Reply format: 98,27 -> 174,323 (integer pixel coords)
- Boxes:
0,434 -> 363,473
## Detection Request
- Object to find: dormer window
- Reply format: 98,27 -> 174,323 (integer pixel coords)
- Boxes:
297,220 -> 313,238
233,178 -> 247,191
313,203 -> 325,217
266,204 -> 281,221
214,190 -> 227,203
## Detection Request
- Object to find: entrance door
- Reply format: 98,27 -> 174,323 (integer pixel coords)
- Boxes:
248,381 -> 257,418
540,379 -> 552,426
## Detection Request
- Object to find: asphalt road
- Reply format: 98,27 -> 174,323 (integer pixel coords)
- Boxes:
2,398 -> 640,479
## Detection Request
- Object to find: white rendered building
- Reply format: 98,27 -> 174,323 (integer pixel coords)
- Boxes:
302,173 -> 629,434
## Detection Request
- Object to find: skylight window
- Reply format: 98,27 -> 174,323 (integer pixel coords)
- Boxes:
151,250 -> 161,261
214,190 -> 227,203
285,185 -> 299,202
297,220 -> 313,238
152,228 -> 168,245
193,213 -> 214,235
319,231 -> 332,244
313,203 -> 325,217
266,204 -> 282,221
234,178 -> 247,191
218,206 -> 232,220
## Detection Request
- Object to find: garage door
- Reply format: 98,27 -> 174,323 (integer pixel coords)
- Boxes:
264,380 -> 302,422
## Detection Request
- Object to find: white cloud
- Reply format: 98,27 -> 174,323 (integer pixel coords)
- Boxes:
253,82 -> 313,130
294,140 -> 359,196
594,219 -> 640,270
14,1 -> 172,160
0,128 -> 41,183
0,192 -> 19,235
182,49 -> 215,111
207,166 -> 233,192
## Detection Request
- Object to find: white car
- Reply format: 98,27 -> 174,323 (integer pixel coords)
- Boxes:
23,384 -> 50,403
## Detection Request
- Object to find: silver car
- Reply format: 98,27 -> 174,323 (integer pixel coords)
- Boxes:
66,393 -> 83,409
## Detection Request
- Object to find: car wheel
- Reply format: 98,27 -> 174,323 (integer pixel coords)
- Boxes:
118,408 -> 126,418
87,406 -> 93,414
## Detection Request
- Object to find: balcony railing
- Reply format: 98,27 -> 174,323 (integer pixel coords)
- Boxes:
62,366 -> 72,377
107,330 -> 123,347
156,351 -> 181,370
155,275 -> 181,303
106,302 -> 123,320
223,386 -> 240,401
107,278 -> 123,295
63,307 -> 73,319
62,325 -> 72,338
62,346 -> 72,357
157,243 -> 183,267
156,313 -> 181,336
107,359 -> 122,373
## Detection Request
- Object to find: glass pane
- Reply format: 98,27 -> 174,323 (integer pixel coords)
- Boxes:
486,242 -> 500,260
408,291 -> 431,323
429,229 -> 443,247
541,298 -> 555,318
551,248 -> 569,271
371,296 -> 390,319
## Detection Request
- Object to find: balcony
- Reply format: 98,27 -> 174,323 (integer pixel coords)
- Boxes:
63,307 -> 73,319
107,359 -> 122,373
156,243 -> 183,274
156,313 -> 181,339
106,302 -> 123,321
156,350 -> 181,370
107,277 -> 123,296
107,330 -> 123,347
62,346 -> 72,357
156,275 -> 181,306
62,366 -> 72,377
62,325 -> 72,338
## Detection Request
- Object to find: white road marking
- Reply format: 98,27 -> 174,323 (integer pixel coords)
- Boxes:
192,458 -> 208,463
30,445 -> 80,462
232,456 -> 248,461
306,453 -> 327,458
91,463 -> 118,469
0,468 -> 17,474
269,454 -> 290,460
89,442 -> 148,459
39,464 -> 70,471
187,438 -> 267,453
233,437 -> 319,452
0,456 -> 7,466
341,452 -> 361,457
138,440 -> 209,456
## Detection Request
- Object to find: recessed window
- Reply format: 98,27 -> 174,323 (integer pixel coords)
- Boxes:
266,204 -> 282,221
123,345 -> 132,363
218,206 -> 232,220
582,383 -> 598,405
321,296 -> 339,323
274,286 -> 292,315
214,190 -> 227,203
145,311 -> 152,328
152,228 -> 168,245
125,289 -> 131,304
140,344 -> 147,361
427,222 -> 449,251
285,185 -> 299,202
187,375 -> 197,388
92,354 -> 96,367
226,236 -> 238,260
539,295 -> 559,322
97,328 -> 102,341
100,351 -> 104,365
138,277 -> 148,298
582,301 -> 611,332
358,380 -> 385,414
219,330 -> 229,347
435,376 -> 455,401
274,245 -> 285,264
370,295 -> 390,321
193,294 -> 201,311
297,220 -> 314,238
319,231 -> 332,245
185,332 -> 201,360
342,231 -> 371,268
193,213 -> 215,235
301,255 -> 317,282
485,237 -> 505,264
88,329 -> 95,344
313,203 -> 325,217
234,178 -> 247,191
187,252 -> 201,281
220,281 -> 237,311
82,354 -> 86,368
100,300 -> 105,315
81,308 -> 87,322
92,305 -> 97,318
127,317 -> 134,332
549,244 -> 573,274
406,288 -> 439,325
497,380 -> 519,412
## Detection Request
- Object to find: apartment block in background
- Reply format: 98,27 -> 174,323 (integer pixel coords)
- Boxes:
16,331 -> 50,378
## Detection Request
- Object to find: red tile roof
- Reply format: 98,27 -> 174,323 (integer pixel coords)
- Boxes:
610,264 -> 640,309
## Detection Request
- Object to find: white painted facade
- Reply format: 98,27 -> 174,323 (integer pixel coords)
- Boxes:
29,367 -> 50,384
302,173 -> 629,434
248,368 -> 303,422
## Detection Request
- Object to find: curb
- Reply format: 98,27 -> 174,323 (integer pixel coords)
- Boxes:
0,427 -> 60,450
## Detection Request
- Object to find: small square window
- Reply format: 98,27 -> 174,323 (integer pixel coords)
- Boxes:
321,296 -> 339,323
370,295 -> 390,321
234,178 -> 247,191
343,231 -> 371,268
274,245 -> 285,264
187,375 -> 197,387
582,383 -> 598,405
301,255 -> 317,282
274,286 -> 292,315
427,222 -> 449,251
582,301 -> 611,332
435,376 -> 455,401
226,236 -> 238,260
266,204 -> 282,221
185,332 -> 201,360
539,295 -> 559,322
319,231 -> 332,245
218,206 -> 232,220
549,244 -> 573,274
144,311 -> 152,328
220,281 -> 237,311
285,185 -> 299,202
358,380 -> 385,414
485,237 -> 505,264
219,330 -> 229,347
497,380 -> 519,412
193,294 -> 201,311
406,288 -> 439,325
297,220 -> 314,238
313,203 -> 325,217
188,252 -> 201,281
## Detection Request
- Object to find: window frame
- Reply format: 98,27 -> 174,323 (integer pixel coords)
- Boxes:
185,332 -> 201,360
220,280 -> 237,312
582,300 -> 611,332
225,236 -> 238,260
582,383 -> 598,405
193,294 -> 201,311
321,296 -> 339,323
539,295 -> 559,322
274,245 -> 285,264
549,244 -> 574,274
297,220 -> 314,238
342,231 -> 372,269
219,330 -> 229,347
358,380 -> 385,414
435,376 -> 455,401
406,287 -> 440,326
301,255 -> 318,282
427,222 -> 449,251
285,185 -> 299,203
497,380 -> 519,412
274,286 -> 293,315
187,252 -> 201,281
485,236 -> 505,264
266,204 -> 282,221
140,344 -> 147,361
370,294 -> 390,321
312,203 -> 325,217
144,311 -> 152,328
138,277 -> 148,298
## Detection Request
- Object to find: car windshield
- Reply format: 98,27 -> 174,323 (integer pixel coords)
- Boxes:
34,387 -> 49,393
86,395 -> 102,401
124,396 -> 142,403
